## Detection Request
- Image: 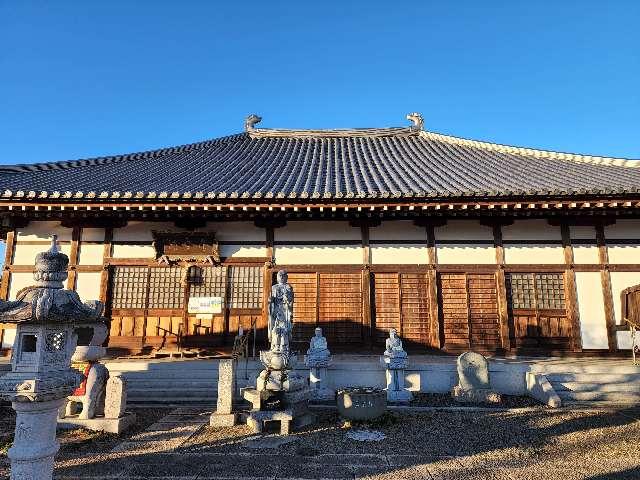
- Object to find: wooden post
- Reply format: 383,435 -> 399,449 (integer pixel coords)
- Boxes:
360,223 -> 372,348
561,223 -> 582,352
426,224 -> 441,349
492,223 -> 511,352
0,230 -> 16,300
596,223 -> 617,351
66,226 -> 81,291
263,226 -> 275,345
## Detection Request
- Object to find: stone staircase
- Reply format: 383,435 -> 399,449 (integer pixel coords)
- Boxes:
104,358 -> 260,406
540,361 -> 640,405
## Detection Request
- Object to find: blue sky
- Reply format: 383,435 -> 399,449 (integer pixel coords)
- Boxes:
0,0 -> 638,168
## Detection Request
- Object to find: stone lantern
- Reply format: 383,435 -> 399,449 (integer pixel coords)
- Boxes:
0,236 -> 105,480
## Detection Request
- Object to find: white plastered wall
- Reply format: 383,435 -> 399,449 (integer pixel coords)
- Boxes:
75,272 -> 103,302
8,272 -> 34,299
276,221 -> 360,242
502,219 -> 564,264
610,271 -> 640,349
16,221 -> 73,241
79,244 -> 105,265
275,246 -> 362,265
111,221 -> 266,258
12,242 -> 72,265
605,220 -> 640,265
370,220 -> 427,264
434,220 -> 495,264
570,225 -> 599,264
575,272 -> 608,349
275,221 -> 361,264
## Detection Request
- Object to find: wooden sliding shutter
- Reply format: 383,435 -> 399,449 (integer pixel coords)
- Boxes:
438,273 -> 501,354
318,273 -> 363,345
372,272 -> 431,349
288,273 -> 318,345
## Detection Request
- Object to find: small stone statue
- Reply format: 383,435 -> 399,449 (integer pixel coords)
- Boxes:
306,327 -> 330,364
64,324 -> 110,420
304,328 -> 333,401
380,329 -> 412,403
451,352 -> 501,404
383,329 -> 408,366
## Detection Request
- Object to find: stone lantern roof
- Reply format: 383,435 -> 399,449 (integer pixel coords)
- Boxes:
0,235 -> 104,324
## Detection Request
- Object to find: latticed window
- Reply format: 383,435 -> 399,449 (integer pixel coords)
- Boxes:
149,267 -> 184,309
507,273 -> 565,310
188,266 -> 226,298
228,266 -> 263,309
111,265 -> 263,310
111,267 -> 149,309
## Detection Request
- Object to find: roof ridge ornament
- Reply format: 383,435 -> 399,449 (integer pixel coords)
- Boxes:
245,114 -> 262,132
406,112 -> 424,130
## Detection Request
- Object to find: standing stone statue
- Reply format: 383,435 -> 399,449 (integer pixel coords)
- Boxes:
451,352 -> 501,404
304,327 -> 333,401
267,270 -> 294,354
243,269 -> 313,434
0,236 -> 105,480
380,329 -> 412,403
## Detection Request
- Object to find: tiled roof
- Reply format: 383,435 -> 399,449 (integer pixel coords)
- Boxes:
1,115 -> 638,202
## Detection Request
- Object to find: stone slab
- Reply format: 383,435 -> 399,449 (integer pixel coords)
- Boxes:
57,412 -> 137,434
451,385 -> 501,404
210,412 -> 237,427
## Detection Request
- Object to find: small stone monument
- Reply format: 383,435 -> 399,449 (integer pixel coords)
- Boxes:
0,236 -> 105,480
242,270 -> 313,434
304,327 -> 333,401
210,359 -> 238,426
58,323 -> 135,434
380,329 -> 412,403
451,351 -> 501,404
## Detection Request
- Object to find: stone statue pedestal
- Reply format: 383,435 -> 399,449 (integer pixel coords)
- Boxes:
380,355 -> 413,403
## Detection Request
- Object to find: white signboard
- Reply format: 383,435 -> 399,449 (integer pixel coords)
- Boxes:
188,296 -> 223,314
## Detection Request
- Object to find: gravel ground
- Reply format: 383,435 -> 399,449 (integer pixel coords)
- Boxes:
409,393 -> 541,408
2,406 -> 640,479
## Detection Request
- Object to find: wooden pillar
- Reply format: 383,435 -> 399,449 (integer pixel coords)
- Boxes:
99,228 -> 113,305
596,223 -> 617,351
66,226 -> 81,291
360,223 -> 372,348
0,230 -> 16,300
561,223 -> 582,352
263,226 -> 275,332
492,223 -> 511,352
426,224 -> 441,349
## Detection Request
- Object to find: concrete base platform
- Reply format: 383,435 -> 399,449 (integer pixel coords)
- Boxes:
57,412 -> 137,434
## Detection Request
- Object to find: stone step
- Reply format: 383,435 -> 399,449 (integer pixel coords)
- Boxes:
556,390 -> 640,403
128,387 -> 216,396
127,396 -> 216,406
546,373 -> 640,383
536,363 -> 640,375
552,381 -> 640,393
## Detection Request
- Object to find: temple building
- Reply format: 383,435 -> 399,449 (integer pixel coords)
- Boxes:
0,113 -> 639,357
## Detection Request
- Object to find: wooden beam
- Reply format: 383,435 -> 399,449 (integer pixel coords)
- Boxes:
561,223 -> 581,352
0,230 -> 16,300
66,226 -> 81,290
493,224 -> 510,351
596,223 -> 617,351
